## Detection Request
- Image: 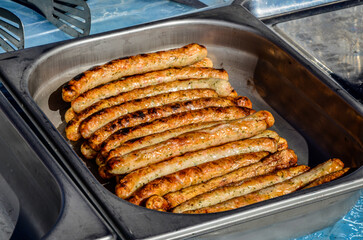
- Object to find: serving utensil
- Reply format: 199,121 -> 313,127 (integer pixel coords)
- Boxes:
0,7 -> 24,52
13,0 -> 91,38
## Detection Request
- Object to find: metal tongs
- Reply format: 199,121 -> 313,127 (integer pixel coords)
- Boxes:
0,7 -> 24,52
12,0 -> 91,38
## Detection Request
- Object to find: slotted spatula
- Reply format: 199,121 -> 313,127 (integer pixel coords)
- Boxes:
0,7 -> 24,52
13,0 -> 91,38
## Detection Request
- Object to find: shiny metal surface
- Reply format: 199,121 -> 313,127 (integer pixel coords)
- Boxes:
243,0 -> 344,18
0,91 -> 115,239
0,2 -> 361,239
0,174 -> 19,240
272,4 -> 363,103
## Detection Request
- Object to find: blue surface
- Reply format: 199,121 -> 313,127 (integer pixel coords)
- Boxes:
294,190 -> 363,240
0,1 -> 362,239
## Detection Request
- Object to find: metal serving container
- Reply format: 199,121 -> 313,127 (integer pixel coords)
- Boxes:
0,91 -> 115,239
0,1 -> 361,239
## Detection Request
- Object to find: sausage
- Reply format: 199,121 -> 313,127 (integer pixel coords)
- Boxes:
277,137 -> 288,151
82,95 -> 244,140
95,121 -> 221,165
100,106 -> 255,157
66,79 -> 239,139
164,149 -> 297,210
62,43 -> 208,102
71,66 -> 229,113
173,165 -> 308,213
250,130 -> 279,141
186,158 -> 344,214
65,108 -> 76,123
106,110 -> 274,175
78,89 -> 234,139
250,130 -> 288,150
115,137 -> 278,199
302,167 -> 349,189
67,89 -> 218,141
189,57 -> 213,68
72,76 -> 233,117
103,121 -> 222,164
145,195 -> 169,211
87,98 -> 251,150
128,152 -> 270,205
80,142 -> 98,159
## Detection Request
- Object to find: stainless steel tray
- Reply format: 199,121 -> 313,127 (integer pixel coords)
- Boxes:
0,1 -> 361,239
0,91 -> 115,239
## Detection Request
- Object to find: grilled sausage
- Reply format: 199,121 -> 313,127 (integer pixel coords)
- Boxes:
115,137 -> 278,199
104,116 -> 271,162
100,106 -> 254,157
250,130 -> 279,141
67,89 -> 218,141
173,165 -> 308,213
62,43 -> 208,102
65,108 -> 76,123
67,79 -> 239,139
80,141 -> 98,159
95,121 -> 221,165
72,77 -> 234,123
87,98 -> 250,150
302,167 -> 349,189
103,121 -> 223,164
277,137 -> 288,151
186,158 -> 344,214
190,57 -> 213,67
145,195 -> 169,211
164,149 -> 297,210
106,110 -> 274,175
71,66 -> 229,113
66,78 -> 237,140
128,152 -> 270,205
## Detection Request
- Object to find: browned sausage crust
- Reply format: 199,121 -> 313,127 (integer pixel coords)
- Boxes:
71,66 -> 229,113
164,148 -> 297,210
94,122 -> 222,165
62,43 -> 208,102
115,137 -> 278,199
67,89 -> 218,141
99,106 -> 255,157
186,158 -> 344,214
145,195 -> 170,211
65,108 -> 76,123
302,167 -> 349,189
102,121 -> 222,164
106,110 -> 274,175
104,119 -> 266,162
87,98 -> 251,150
173,164 -> 308,213
128,152 -> 270,205
190,57 -> 213,68
66,78 -> 237,140
80,141 -> 98,160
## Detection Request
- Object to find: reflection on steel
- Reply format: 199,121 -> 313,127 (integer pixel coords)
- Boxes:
273,4 -> 363,102
243,0 -> 342,18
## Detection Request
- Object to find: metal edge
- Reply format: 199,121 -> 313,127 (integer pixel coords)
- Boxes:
0,86 -> 115,239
